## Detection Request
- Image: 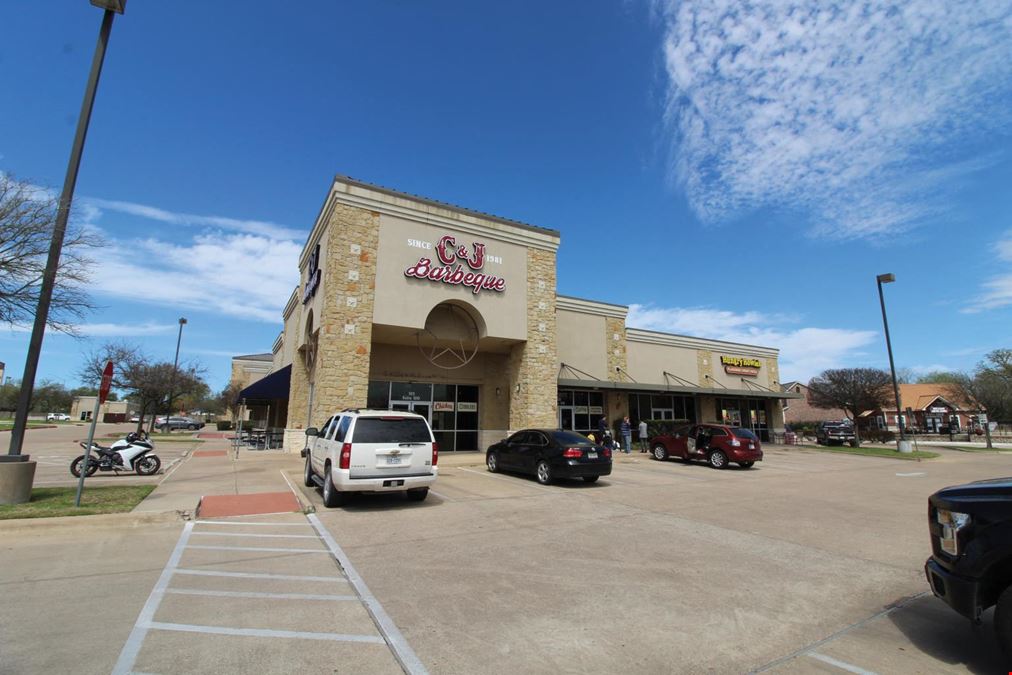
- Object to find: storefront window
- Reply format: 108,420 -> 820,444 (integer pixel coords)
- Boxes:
391,382 -> 432,402
367,381 -> 390,409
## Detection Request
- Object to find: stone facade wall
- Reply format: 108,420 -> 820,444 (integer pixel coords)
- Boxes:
606,317 -> 627,381
507,249 -> 558,430
313,204 -> 380,422
285,203 -> 380,450
697,349 -> 714,389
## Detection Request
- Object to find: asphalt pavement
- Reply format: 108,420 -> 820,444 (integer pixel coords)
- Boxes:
2,426 -> 1010,674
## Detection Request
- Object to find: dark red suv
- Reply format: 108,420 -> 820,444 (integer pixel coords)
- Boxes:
649,423 -> 763,469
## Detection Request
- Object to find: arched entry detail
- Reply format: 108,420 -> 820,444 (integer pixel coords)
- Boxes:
416,301 -> 487,370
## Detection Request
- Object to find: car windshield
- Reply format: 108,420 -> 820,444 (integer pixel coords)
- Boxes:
731,428 -> 758,440
551,430 -> 595,445
352,417 -> 431,443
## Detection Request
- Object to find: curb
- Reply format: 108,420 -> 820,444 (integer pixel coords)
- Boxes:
0,509 -> 185,534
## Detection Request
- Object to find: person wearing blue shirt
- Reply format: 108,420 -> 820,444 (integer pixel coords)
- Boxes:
620,416 -> 632,454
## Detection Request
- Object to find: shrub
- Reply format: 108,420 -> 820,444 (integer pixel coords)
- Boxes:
862,428 -> 895,444
216,420 -> 233,431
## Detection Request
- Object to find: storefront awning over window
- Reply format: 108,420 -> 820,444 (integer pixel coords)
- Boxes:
556,377 -> 804,400
239,364 -> 291,402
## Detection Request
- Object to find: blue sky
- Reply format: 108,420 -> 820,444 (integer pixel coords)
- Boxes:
1,1 -> 1010,395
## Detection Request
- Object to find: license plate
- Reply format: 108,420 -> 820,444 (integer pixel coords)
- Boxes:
588,452 -> 598,459
385,456 -> 401,465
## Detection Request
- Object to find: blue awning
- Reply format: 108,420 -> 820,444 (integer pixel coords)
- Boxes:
239,364 -> 291,402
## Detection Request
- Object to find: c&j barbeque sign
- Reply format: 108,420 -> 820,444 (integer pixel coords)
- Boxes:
404,235 -> 506,295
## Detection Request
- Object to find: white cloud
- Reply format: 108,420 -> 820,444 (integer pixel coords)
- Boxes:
88,232 -> 301,323
628,303 -> 877,383
657,1 -> 1012,239
84,197 -> 305,241
76,322 -> 179,337
965,230 -> 1012,312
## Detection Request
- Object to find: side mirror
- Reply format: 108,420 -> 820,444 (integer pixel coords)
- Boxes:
305,427 -> 319,437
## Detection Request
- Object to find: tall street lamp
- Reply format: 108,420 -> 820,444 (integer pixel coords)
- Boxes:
163,318 -> 187,432
876,273 -> 910,452
7,0 -> 127,458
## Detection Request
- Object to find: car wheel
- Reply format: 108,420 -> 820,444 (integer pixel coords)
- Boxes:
486,451 -> 499,473
535,459 -> 553,485
708,450 -> 728,469
321,463 -> 348,507
406,487 -> 428,502
303,454 -> 315,487
187,424 -> 197,430
995,584 -> 1012,660
652,444 -> 669,461
738,461 -> 755,469
582,475 -> 599,484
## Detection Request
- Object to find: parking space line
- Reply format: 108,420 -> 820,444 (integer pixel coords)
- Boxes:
749,591 -> 929,673
186,544 -> 329,554
808,652 -> 878,675
144,621 -> 386,644
174,569 -> 348,583
190,531 -> 319,539
112,521 -> 194,675
428,489 -> 454,501
458,467 -> 555,491
308,513 -> 429,675
165,588 -> 357,601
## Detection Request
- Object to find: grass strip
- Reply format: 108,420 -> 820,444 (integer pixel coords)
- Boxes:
800,445 -> 939,460
0,485 -> 156,520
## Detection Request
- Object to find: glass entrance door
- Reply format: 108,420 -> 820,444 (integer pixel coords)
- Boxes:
559,407 -> 575,431
391,401 -> 431,424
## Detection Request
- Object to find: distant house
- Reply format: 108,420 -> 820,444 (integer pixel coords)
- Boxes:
860,383 -> 982,433
781,381 -> 848,424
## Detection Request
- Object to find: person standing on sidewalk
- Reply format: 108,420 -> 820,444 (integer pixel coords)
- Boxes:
597,416 -> 608,444
620,416 -> 633,454
638,419 -> 649,453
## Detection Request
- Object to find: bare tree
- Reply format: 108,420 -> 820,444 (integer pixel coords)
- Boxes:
0,174 -> 102,333
807,368 -> 894,443
79,341 -> 207,432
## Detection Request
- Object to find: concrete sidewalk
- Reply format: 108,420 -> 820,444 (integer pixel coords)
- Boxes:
135,436 -> 304,515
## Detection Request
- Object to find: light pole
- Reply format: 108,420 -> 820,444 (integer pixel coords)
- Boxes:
876,273 -> 909,452
162,318 -> 187,432
7,0 -> 127,458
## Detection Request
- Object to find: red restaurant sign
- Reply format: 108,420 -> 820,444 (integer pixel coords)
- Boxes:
404,235 -> 506,295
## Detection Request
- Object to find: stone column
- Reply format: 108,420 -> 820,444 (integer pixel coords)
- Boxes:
313,204 -> 380,421
507,249 -> 558,430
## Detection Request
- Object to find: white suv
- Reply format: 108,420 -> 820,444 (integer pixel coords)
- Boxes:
302,409 -> 438,507
47,413 -> 71,421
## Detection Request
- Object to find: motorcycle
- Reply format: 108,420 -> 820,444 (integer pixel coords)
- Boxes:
70,431 -> 161,477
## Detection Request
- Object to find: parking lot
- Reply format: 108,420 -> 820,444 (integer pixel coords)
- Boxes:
4,430 -> 1010,674
292,446 -> 1008,673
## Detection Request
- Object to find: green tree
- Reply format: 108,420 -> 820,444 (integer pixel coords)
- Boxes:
807,368 -> 894,443
31,380 -> 73,413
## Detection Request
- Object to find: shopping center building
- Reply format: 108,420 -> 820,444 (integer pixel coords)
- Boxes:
237,175 -> 800,453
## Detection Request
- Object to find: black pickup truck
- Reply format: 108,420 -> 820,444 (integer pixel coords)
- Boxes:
925,477 -> 1012,657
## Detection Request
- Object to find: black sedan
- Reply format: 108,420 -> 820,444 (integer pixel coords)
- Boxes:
486,429 -> 612,485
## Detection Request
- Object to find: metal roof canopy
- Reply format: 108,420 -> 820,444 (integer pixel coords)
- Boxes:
556,378 -> 804,400
238,364 -> 292,402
